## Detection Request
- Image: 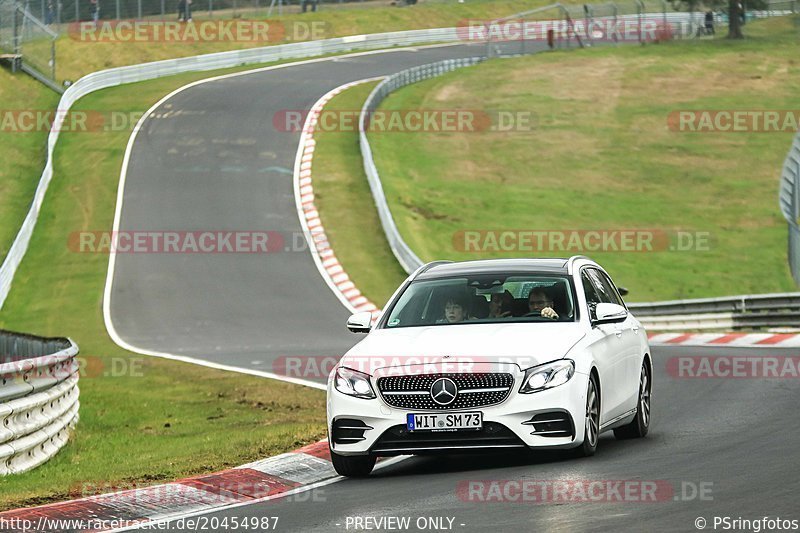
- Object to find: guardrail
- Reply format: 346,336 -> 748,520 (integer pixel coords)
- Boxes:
628,293 -> 800,331
779,129 -> 800,285
359,57 -> 486,273
0,330 -> 79,475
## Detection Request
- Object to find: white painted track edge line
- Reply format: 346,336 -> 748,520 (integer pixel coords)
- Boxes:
101,46 -> 459,387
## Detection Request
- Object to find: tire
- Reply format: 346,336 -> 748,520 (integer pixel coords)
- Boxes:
330,447 -> 376,477
570,374 -> 600,457
614,360 -> 651,440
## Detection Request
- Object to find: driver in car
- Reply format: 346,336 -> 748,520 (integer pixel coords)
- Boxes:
527,288 -> 559,320
438,290 -> 472,324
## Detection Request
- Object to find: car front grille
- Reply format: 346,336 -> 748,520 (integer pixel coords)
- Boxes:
376,373 -> 514,410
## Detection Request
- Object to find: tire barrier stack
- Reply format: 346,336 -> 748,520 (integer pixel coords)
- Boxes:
0,330 -> 79,475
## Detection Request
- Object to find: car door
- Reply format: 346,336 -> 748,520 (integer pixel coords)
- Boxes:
579,269 -> 626,426
587,268 -> 641,416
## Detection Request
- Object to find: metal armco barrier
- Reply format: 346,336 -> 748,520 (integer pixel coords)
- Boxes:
779,129 -> 800,285
0,330 -> 79,475
629,293 -> 800,330
359,57 -> 485,273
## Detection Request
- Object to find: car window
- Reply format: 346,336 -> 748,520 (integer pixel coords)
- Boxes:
585,268 -> 625,307
382,274 -> 577,328
584,269 -> 610,305
581,271 -> 602,312
595,269 -> 626,307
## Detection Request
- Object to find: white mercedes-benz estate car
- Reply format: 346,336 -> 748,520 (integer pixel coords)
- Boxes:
327,256 -> 652,477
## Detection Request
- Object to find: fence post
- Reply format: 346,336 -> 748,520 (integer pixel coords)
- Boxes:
636,0 -> 643,44
612,2 -> 618,44
161,0 -> 165,17
137,0 -> 141,18
50,36 -> 55,80
12,4 -> 19,73
75,0 -> 78,22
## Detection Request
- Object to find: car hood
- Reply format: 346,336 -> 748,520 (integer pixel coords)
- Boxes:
339,322 -> 585,376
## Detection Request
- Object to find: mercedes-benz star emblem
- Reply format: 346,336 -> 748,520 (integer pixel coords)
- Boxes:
430,377 -> 458,406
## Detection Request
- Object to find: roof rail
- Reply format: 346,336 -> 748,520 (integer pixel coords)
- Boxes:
567,255 -> 592,274
418,260 -> 453,275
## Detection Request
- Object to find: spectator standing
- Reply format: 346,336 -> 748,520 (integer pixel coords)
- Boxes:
90,0 -> 99,24
704,10 -> 714,34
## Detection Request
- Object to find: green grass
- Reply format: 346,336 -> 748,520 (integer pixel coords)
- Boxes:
311,81 -> 409,307
359,15 -> 800,302
0,74 -> 61,263
0,63 -> 331,511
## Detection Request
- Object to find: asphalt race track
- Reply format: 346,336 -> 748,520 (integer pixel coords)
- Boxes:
109,44 -> 800,531
151,344 -> 800,532
108,42 -> 503,381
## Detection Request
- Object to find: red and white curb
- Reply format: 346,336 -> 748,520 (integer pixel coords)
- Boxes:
648,332 -> 800,347
0,441 -> 401,532
293,77 -> 386,318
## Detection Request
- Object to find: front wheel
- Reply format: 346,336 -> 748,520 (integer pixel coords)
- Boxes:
570,374 -> 600,457
330,447 -> 376,477
614,361 -> 651,440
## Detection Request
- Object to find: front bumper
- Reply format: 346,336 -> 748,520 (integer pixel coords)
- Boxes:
327,370 -> 589,456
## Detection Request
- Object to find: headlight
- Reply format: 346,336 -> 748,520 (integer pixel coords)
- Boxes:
519,360 -> 575,394
334,367 -> 376,399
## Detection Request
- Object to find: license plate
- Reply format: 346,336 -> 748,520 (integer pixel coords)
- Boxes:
406,412 -> 483,432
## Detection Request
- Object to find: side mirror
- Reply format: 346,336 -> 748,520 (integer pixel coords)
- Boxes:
617,286 -> 629,297
593,303 -> 628,325
346,312 -> 372,333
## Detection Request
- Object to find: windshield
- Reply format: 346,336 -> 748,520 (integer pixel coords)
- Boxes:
383,274 -> 577,329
